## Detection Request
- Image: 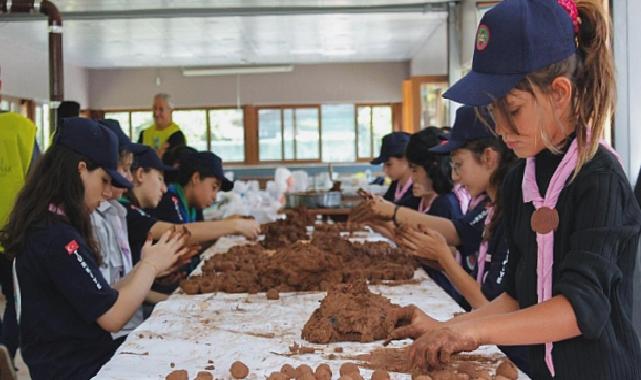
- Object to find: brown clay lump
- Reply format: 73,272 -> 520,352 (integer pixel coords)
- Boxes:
194,371 -> 214,380
281,364 -> 297,379
371,369 -> 390,380
267,288 -> 280,300
339,363 -> 360,377
496,359 -> 518,379
269,372 -> 289,380
230,361 -> 249,379
302,280 -> 412,343
165,369 -> 188,380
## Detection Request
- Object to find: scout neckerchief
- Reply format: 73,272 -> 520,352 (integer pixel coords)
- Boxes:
476,205 -> 495,284
522,137 -> 621,377
394,177 -> 413,203
171,184 -> 196,223
418,193 -> 437,214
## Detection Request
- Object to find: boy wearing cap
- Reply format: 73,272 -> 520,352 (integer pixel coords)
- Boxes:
372,132 -> 420,210
121,147 -> 260,276
150,151 -> 233,224
0,118 -> 185,379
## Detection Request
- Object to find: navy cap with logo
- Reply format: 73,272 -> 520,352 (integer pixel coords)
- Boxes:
370,132 -> 411,165
133,146 -> 176,173
54,117 -> 132,188
181,151 -> 234,192
98,119 -> 146,154
430,106 -> 494,154
444,0 -> 576,106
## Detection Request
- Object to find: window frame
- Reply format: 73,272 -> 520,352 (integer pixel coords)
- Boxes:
354,103 -> 395,163
256,104 -> 322,164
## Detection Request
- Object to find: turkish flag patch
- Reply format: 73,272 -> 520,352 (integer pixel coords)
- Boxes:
65,240 -> 79,255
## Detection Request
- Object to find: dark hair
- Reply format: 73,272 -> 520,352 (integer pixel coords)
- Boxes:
405,127 -> 453,195
490,0 -> 613,177
163,145 -> 197,184
462,137 -> 517,240
0,145 -> 102,264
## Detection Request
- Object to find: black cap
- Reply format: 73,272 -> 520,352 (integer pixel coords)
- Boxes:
133,146 -> 176,173
181,151 -> 234,192
430,107 -> 494,154
54,117 -> 132,189
98,119 -> 145,154
58,101 -> 80,119
370,132 -> 411,165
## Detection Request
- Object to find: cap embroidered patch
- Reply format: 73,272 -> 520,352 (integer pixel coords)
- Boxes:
476,24 -> 490,51
65,240 -> 79,255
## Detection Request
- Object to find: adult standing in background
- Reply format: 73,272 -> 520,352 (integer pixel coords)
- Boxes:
0,64 -> 38,378
137,93 -> 186,159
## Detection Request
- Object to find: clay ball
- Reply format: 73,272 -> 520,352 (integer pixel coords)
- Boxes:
339,363 -> 360,377
165,369 -> 189,380
267,288 -> 280,300
414,376 -> 433,380
494,377 -> 511,380
496,360 -> 518,380
299,374 -> 316,380
315,364 -> 332,380
230,361 -> 249,379
269,372 -> 289,380
281,364 -> 297,379
296,364 -> 314,379
371,369 -> 390,380
195,371 -> 214,380
338,376 -> 354,380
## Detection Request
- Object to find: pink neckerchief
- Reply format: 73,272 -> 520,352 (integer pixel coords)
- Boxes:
476,205 -> 495,284
418,193 -> 437,214
453,184 -> 472,214
522,137 -> 621,377
48,203 -> 65,216
394,177 -> 413,202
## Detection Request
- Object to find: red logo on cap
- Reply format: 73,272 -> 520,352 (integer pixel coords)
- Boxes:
476,24 -> 490,51
65,240 -> 79,255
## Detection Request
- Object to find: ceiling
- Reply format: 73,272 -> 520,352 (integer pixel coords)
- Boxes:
0,1 -> 449,68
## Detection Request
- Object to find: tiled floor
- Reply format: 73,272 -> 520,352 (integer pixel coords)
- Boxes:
0,294 -> 31,380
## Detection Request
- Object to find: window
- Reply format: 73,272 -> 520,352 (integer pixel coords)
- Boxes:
209,109 -> 245,162
130,111 -> 153,142
34,103 -> 50,150
420,82 -> 450,128
321,104 -> 356,162
173,110 -> 207,151
357,105 -> 393,160
258,107 -> 320,161
104,112 -> 131,137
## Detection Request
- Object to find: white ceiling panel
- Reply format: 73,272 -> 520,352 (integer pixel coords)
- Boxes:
0,11 -> 446,68
54,0 -> 449,12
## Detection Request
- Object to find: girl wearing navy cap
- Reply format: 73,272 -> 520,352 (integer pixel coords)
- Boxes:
0,118 -> 185,380
372,132 -> 421,210
409,1 -> 641,379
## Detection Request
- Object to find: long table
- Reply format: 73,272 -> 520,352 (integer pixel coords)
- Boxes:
93,236 -> 529,380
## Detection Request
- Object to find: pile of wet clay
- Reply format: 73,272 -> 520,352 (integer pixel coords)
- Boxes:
353,346 -> 519,380
261,208 -> 315,249
301,280 -> 413,343
181,237 -> 417,295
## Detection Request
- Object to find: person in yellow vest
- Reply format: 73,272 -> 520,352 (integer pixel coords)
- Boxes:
137,93 -> 186,159
0,64 -> 38,375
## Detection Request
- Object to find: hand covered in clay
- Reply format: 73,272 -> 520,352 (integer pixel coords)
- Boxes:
396,225 -> 451,264
409,325 -> 480,369
385,305 -> 442,343
234,218 -> 261,240
349,196 -> 395,225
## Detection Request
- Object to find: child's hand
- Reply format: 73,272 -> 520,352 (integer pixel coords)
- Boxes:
234,218 -> 261,240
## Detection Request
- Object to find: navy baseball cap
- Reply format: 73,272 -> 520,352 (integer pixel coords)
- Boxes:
54,117 -> 132,189
181,151 -> 234,192
133,146 -> 176,173
98,119 -> 146,154
430,107 -> 494,154
444,0 -> 576,106
370,132 -> 411,165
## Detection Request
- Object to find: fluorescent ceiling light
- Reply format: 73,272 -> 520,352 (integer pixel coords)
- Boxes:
182,65 -> 293,77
